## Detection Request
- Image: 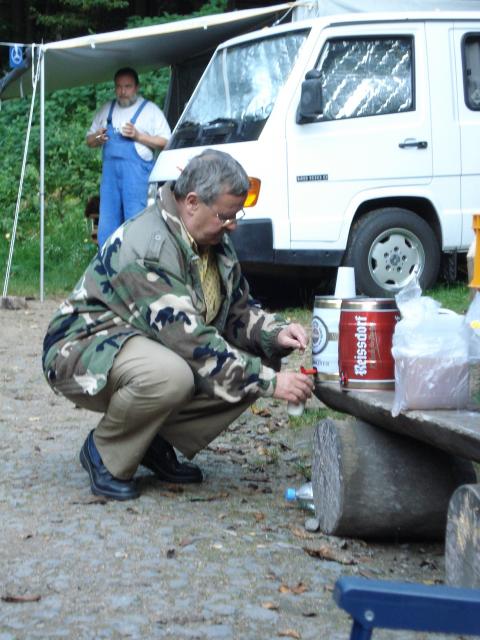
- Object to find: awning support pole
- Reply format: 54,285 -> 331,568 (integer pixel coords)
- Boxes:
40,47 -> 45,302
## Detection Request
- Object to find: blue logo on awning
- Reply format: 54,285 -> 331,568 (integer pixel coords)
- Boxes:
9,45 -> 24,69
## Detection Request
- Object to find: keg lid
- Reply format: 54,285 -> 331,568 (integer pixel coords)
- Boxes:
314,295 -> 342,308
341,297 -> 398,311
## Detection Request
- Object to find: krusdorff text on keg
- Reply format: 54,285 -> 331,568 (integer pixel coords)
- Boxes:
354,314 -> 368,376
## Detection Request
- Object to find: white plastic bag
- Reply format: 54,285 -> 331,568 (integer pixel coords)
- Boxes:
466,291 -> 480,410
391,279 -> 470,416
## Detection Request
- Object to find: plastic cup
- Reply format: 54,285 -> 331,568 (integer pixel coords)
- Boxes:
334,266 -> 356,298
287,401 -> 305,416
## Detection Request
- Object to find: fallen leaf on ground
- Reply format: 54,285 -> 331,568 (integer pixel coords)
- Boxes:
251,405 -> 272,417
303,545 -> 356,565
278,628 -> 301,638
261,601 -> 279,610
161,484 -> 185,493
189,492 -> 229,502
240,475 -> 270,483
2,594 -> 42,603
71,496 -> 108,505
290,526 -> 315,540
279,582 -> 309,595
178,537 -> 202,547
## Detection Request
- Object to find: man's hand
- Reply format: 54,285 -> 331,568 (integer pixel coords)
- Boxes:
277,323 -> 309,352
273,370 -> 314,403
121,123 -> 168,151
86,128 -> 108,148
120,122 -> 137,139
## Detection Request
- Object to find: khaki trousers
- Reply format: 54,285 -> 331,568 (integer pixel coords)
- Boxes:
65,336 -> 254,479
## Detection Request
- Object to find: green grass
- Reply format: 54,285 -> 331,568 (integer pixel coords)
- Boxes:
288,406 -> 345,428
283,281 -> 472,322
1,199 -> 97,298
424,281 -> 472,315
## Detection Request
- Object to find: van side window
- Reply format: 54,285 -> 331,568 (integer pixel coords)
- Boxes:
316,37 -> 413,121
463,35 -> 480,110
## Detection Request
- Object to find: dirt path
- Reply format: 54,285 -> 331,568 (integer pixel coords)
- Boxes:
0,299 -> 458,640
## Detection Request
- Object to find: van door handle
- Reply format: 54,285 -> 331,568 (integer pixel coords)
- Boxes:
398,139 -> 428,149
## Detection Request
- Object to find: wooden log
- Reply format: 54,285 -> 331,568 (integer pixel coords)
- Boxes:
445,483 -> 480,588
312,418 -> 476,539
0,296 -> 28,310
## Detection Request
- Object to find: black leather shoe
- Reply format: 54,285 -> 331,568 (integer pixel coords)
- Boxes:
79,431 -> 139,501
141,433 -> 203,484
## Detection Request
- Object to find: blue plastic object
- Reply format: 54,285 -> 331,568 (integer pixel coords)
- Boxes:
285,487 -> 297,501
334,576 -> 480,640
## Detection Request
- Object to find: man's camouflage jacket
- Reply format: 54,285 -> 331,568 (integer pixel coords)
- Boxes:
42,185 -> 291,403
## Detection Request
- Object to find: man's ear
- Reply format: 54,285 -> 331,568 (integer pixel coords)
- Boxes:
184,192 -> 199,216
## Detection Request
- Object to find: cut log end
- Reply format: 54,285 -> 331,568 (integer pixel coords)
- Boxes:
446,483 -> 480,588
0,296 -> 28,310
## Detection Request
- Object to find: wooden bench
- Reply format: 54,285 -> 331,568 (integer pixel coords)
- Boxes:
313,382 -> 480,588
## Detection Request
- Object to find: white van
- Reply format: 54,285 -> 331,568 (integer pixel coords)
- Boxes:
150,2 -> 480,296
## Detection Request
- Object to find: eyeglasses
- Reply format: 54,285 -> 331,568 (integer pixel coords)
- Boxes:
203,202 -> 246,227
216,209 -> 246,227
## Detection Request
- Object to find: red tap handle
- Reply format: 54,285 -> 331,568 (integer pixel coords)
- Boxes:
300,366 -> 317,375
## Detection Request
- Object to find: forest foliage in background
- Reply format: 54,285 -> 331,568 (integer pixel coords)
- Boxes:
0,0 -> 226,296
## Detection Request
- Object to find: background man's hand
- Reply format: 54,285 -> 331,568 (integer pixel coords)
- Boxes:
121,122 -> 137,139
273,371 -> 314,403
86,128 -> 108,148
277,323 -> 308,352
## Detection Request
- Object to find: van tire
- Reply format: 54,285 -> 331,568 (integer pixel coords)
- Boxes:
344,208 -> 440,297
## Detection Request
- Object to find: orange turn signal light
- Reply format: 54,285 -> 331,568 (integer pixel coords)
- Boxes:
244,177 -> 261,208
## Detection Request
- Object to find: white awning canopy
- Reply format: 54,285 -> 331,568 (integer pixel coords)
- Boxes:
0,4 -> 293,99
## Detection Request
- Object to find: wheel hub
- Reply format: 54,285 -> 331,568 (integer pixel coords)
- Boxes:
368,228 -> 425,291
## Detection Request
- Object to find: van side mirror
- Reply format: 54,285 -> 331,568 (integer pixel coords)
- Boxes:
297,69 -> 323,124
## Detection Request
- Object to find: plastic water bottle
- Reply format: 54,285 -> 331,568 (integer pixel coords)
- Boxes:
284,481 -> 315,512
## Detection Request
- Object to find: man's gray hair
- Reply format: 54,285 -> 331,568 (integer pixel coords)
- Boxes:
173,149 -> 249,205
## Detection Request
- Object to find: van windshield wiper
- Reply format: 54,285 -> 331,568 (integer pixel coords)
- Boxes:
203,117 -> 239,130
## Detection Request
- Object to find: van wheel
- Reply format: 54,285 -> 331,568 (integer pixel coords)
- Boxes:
344,208 -> 440,297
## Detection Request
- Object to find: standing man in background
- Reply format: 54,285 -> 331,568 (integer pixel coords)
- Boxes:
87,67 -> 171,247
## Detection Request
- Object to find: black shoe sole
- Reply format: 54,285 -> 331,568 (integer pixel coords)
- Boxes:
79,445 -> 140,501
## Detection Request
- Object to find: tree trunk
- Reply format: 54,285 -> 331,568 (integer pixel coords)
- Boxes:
312,418 -> 476,539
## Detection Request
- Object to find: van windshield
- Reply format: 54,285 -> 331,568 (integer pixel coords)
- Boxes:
168,30 -> 309,149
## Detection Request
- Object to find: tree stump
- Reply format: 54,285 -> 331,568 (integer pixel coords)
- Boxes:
0,296 -> 28,310
445,483 -> 480,587
312,418 -> 476,539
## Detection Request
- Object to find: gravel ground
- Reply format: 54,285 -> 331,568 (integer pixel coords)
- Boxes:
0,298 -> 467,640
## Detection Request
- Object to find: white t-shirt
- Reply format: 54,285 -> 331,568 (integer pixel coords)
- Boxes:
87,96 -> 171,161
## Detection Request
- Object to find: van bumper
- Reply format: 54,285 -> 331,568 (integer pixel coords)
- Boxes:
230,219 -> 343,267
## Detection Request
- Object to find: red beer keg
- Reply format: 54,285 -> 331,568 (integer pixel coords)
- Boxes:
338,298 -> 399,391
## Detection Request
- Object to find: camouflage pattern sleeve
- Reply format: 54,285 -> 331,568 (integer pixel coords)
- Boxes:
218,253 -> 292,363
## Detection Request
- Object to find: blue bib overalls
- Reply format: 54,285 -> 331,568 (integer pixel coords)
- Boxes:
98,99 -> 154,247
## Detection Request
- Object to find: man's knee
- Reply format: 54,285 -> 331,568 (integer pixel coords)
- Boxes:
147,356 -> 195,406
111,337 -> 195,410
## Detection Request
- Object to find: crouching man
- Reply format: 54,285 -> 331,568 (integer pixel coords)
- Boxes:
42,149 -> 313,500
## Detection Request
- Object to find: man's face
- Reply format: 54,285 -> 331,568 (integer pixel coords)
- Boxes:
115,74 -> 138,108
185,191 -> 246,246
